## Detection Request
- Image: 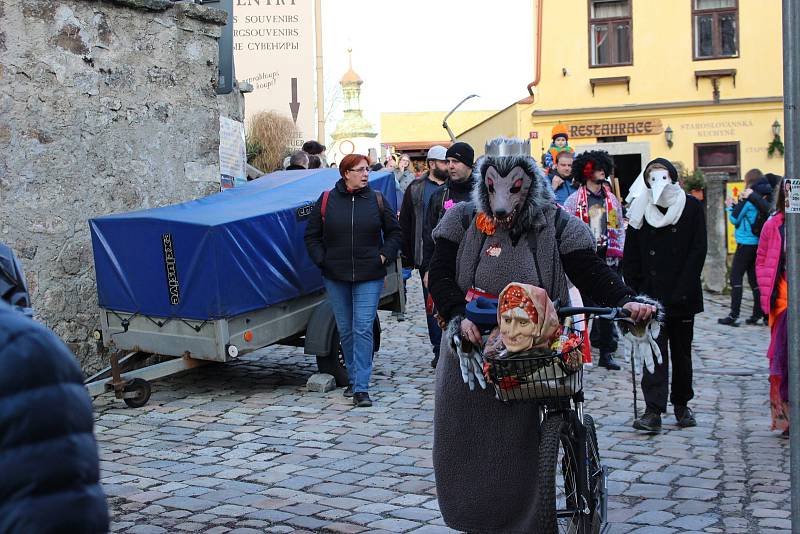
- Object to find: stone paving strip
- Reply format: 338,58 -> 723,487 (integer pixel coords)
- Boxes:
94,278 -> 789,533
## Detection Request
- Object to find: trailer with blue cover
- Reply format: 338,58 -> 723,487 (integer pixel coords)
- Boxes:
85,169 -> 404,407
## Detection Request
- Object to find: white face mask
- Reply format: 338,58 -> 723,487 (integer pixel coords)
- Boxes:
648,169 -> 671,205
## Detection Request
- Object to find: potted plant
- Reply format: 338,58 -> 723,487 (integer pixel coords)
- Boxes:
681,168 -> 706,201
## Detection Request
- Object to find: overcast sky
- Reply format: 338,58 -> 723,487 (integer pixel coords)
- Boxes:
320,0 -> 534,130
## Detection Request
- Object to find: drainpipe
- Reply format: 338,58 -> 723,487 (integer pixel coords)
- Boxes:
315,0 -> 325,143
526,0 -> 544,98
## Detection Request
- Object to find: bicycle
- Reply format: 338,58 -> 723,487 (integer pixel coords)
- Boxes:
453,299 -> 633,534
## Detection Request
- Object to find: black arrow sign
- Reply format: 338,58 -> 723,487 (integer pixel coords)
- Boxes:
289,78 -> 300,123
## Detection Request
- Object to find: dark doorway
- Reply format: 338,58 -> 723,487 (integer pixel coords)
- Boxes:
611,153 -> 642,200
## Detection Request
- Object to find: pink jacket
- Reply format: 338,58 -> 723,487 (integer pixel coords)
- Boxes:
756,212 -> 784,315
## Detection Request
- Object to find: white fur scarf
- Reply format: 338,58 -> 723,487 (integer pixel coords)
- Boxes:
627,181 -> 686,229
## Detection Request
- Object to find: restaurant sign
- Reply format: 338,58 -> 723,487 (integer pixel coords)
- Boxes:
568,118 -> 663,139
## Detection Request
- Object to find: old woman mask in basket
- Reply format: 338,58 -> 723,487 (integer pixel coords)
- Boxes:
484,283 -> 560,357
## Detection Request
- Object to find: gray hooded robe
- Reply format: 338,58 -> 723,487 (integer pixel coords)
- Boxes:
429,156 -> 632,533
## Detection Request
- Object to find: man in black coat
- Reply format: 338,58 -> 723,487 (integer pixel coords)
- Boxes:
0,300 -> 109,533
421,142 -> 476,274
399,145 -> 448,367
623,157 -> 707,432
420,142 -> 475,368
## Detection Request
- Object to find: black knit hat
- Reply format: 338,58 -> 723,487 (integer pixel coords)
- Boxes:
570,150 -> 613,184
644,157 -> 678,184
446,142 -> 475,168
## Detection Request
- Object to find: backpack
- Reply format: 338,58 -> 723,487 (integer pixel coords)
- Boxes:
321,189 -> 384,224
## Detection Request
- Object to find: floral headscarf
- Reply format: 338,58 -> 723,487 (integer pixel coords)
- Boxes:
496,282 -> 560,350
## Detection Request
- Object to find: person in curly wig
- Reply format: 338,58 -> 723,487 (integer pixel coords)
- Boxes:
563,149 -> 625,370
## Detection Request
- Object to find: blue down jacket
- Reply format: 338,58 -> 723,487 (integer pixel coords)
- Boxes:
0,301 -> 109,533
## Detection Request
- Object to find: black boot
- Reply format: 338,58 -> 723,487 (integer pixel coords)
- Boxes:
718,315 -> 740,327
353,392 -> 373,408
674,405 -> 697,427
598,353 -> 621,371
633,410 -> 662,432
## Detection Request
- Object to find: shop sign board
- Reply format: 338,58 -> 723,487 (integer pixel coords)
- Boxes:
568,118 -> 663,139
233,0 -> 315,151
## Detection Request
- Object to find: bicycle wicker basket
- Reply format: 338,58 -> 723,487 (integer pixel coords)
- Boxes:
485,348 -> 583,402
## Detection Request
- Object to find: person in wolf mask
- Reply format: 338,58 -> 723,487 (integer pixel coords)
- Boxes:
564,149 -> 625,370
427,137 -> 657,534
624,158 -> 707,431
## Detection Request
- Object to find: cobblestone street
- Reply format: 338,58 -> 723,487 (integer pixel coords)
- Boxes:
95,277 -> 790,534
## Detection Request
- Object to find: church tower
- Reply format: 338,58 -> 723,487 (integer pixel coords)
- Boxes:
331,49 -> 378,163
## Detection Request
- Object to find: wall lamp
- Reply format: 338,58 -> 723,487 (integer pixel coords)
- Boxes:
769,120 -> 785,157
664,126 -> 674,149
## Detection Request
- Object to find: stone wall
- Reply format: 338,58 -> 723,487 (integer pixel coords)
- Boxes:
0,0 -> 241,372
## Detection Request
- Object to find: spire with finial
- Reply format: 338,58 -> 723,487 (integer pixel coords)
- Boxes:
340,48 -> 363,85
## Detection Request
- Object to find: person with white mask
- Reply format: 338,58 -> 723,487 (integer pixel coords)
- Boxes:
623,158 -> 708,432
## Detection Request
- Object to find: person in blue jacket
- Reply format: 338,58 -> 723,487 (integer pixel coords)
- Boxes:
0,300 -> 109,533
719,169 -> 773,326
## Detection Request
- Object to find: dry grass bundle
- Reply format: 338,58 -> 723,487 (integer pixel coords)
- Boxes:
247,111 -> 297,172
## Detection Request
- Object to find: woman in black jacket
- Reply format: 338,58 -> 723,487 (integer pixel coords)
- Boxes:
304,154 -> 402,407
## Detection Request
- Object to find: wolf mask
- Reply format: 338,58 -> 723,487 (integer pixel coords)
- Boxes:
475,137 -> 553,232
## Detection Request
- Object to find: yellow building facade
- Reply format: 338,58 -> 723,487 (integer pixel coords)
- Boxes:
459,0 -> 784,197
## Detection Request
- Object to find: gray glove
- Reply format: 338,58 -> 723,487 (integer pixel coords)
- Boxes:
451,333 -> 487,391
619,316 -> 663,374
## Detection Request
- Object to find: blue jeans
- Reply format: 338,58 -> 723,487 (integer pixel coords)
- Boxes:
398,267 -> 413,311
420,270 -> 442,356
323,277 -> 383,393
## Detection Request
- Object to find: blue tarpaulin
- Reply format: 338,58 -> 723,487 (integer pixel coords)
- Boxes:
90,169 -> 398,320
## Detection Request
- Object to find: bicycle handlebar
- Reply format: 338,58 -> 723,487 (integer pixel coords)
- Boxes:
557,306 -> 632,321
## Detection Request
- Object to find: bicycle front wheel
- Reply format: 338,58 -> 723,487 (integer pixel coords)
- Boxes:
535,416 -> 590,534
584,415 -> 606,534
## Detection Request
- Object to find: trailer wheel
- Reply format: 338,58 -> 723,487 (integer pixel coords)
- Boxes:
123,378 -> 152,408
316,331 -> 349,386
